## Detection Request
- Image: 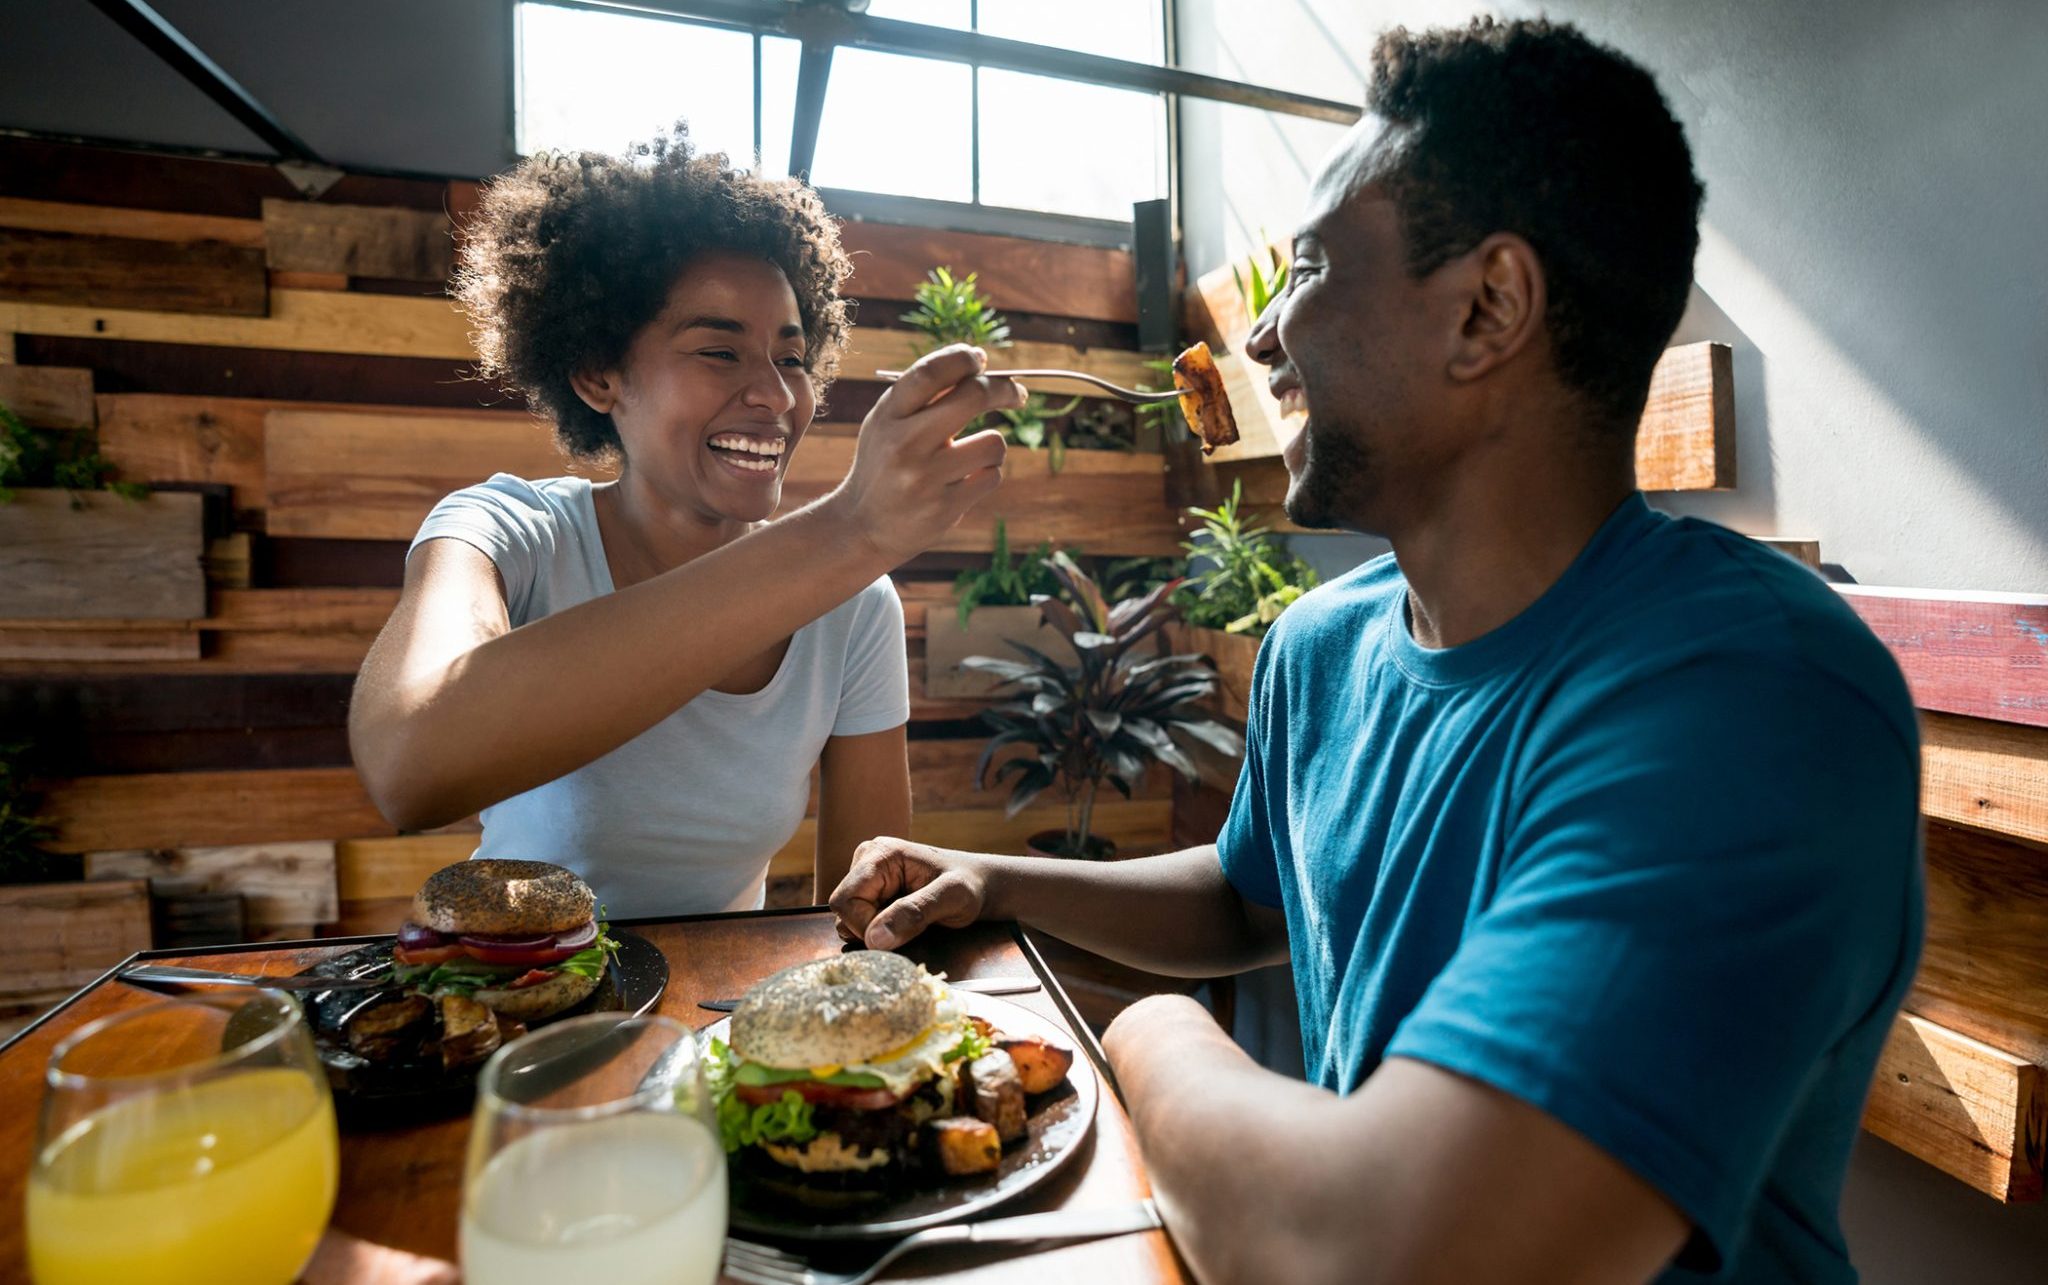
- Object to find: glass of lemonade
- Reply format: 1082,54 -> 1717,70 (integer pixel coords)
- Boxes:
27,990 -> 340,1285
461,1013 -> 726,1285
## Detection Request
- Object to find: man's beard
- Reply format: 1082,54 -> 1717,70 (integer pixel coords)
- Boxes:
1284,419 -> 1374,531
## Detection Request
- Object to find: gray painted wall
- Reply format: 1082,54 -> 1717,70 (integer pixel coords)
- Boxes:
1179,0 -> 2048,1278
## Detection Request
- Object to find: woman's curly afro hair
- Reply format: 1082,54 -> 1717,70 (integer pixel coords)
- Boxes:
454,124 -> 854,462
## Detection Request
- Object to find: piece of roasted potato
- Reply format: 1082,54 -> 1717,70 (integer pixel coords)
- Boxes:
966,1015 -> 996,1042
438,994 -> 503,1070
962,1049 -> 1027,1143
345,993 -> 431,1062
996,1034 -> 1075,1095
1171,341 -> 1240,455
929,1116 -> 1002,1176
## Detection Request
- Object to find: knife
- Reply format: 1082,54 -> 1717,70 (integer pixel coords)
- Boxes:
120,963 -> 393,992
697,975 -> 1041,1012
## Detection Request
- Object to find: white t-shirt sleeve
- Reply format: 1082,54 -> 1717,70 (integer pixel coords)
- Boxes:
831,577 -> 911,738
408,473 -> 558,624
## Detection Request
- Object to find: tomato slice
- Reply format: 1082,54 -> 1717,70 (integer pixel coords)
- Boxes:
391,943 -> 465,967
733,1080 -> 904,1110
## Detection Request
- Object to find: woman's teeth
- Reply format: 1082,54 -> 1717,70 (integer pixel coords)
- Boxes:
708,433 -> 786,473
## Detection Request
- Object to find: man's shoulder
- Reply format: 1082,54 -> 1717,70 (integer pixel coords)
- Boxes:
1267,551 -> 1406,641
1568,513 -> 1917,743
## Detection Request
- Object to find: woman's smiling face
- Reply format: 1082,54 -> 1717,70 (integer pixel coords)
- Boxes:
590,252 -> 818,527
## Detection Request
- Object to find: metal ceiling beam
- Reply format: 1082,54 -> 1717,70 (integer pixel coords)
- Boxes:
787,39 -> 835,179
569,0 -> 1364,125
85,0 -> 325,164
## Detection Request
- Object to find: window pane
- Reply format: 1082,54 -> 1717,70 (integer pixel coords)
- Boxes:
977,70 -> 1164,220
863,0 -> 969,29
976,0 -> 1162,64
516,3 -> 755,163
758,35 -> 800,178
809,50 -> 972,202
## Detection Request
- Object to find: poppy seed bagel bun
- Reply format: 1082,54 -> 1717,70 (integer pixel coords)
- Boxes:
473,968 -> 601,1022
733,952 -> 939,1069
410,859 -> 595,936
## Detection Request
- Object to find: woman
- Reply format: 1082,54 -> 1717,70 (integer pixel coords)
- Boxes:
348,127 -> 1021,917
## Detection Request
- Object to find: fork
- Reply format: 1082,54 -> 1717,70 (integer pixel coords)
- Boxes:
874,368 -> 1178,404
722,1200 -> 1162,1285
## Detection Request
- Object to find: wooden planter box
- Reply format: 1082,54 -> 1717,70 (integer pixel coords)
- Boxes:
0,879 -> 151,1008
84,841 -> 339,942
0,489 -> 206,620
1165,622 -> 1262,726
926,604 -> 1061,700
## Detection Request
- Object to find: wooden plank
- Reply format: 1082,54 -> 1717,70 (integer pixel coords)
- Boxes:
1910,822 -> 2048,1067
0,490 -> 205,619
35,766 -> 454,854
0,364 -> 94,429
336,833 -> 477,901
1922,713 -> 2048,844
1636,341 -> 1735,491
83,841 -> 339,930
0,626 -> 198,663
3,292 -> 1152,386
1837,586 -> 2048,729
261,199 -> 454,282
1755,537 -> 1822,571
1164,622 -> 1261,725
0,228 -> 267,317
0,881 -> 151,997
263,407 -> 606,539
0,196 -> 264,249
1863,1012 -> 2044,1203
767,798 -> 1175,878
267,270 -> 350,292
837,220 -> 1138,324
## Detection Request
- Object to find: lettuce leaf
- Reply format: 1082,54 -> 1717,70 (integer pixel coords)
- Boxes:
734,1062 -> 886,1089
942,1020 -> 992,1064
391,957 -> 519,996
554,924 -> 620,981
707,1039 -> 818,1152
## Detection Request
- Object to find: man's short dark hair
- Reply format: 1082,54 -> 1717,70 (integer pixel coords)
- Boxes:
1367,18 -> 1705,433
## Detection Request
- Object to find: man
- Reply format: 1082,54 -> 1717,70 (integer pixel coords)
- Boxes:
834,18 -> 1921,1285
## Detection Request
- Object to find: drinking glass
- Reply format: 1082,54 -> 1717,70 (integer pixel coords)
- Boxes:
461,1013 -> 726,1285
26,991 -> 340,1285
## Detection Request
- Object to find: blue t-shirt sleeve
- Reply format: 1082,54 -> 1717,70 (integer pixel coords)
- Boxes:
1385,655 -> 1920,1272
1218,632 -> 1285,909
831,578 -> 911,738
408,473 -> 555,624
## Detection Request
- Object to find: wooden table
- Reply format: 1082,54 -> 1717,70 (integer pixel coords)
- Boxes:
0,908 -> 1188,1283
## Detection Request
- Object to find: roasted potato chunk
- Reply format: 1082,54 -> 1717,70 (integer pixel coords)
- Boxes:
966,1014 -> 996,1042
929,1116 -> 1002,1176
437,994 -> 503,1070
1171,341 -> 1239,454
962,1049 -> 1027,1143
996,1034 -> 1075,1095
345,993 -> 431,1062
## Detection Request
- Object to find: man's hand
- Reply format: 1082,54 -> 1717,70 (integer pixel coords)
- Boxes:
830,837 -> 991,949
828,344 -> 1022,565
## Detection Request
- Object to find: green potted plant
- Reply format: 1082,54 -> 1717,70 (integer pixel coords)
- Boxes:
900,267 -> 1108,474
1166,480 -> 1320,723
0,397 -> 205,622
966,552 -> 1242,859
928,519 -> 1067,699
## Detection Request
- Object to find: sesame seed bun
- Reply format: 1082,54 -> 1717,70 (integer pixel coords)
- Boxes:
410,859 -> 595,937
732,952 -> 937,1070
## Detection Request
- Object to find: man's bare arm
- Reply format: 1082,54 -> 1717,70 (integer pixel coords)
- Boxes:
830,841 -> 1288,978
1105,997 -> 1690,1285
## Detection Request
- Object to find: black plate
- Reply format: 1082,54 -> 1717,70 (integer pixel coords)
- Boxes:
292,930 -> 668,1127
711,991 -> 1099,1241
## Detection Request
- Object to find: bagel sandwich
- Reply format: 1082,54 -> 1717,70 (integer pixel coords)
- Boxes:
706,952 -> 990,1202
389,859 -> 617,1023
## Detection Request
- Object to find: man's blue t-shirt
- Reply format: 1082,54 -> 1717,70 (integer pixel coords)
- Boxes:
1218,494 -> 1922,1283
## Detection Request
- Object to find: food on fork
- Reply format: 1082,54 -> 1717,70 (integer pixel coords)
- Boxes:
1171,341 -> 1240,454
705,951 -> 1075,1205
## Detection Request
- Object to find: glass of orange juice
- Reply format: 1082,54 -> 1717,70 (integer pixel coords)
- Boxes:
26,990 -> 340,1285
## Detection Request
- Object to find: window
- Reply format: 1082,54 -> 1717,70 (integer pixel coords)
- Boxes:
513,0 -> 1167,226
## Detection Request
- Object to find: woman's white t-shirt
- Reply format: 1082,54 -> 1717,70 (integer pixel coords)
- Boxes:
406,473 -> 909,919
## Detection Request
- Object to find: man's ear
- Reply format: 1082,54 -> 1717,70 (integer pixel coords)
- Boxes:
570,367 -> 621,415
1446,233 -> 1545,383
